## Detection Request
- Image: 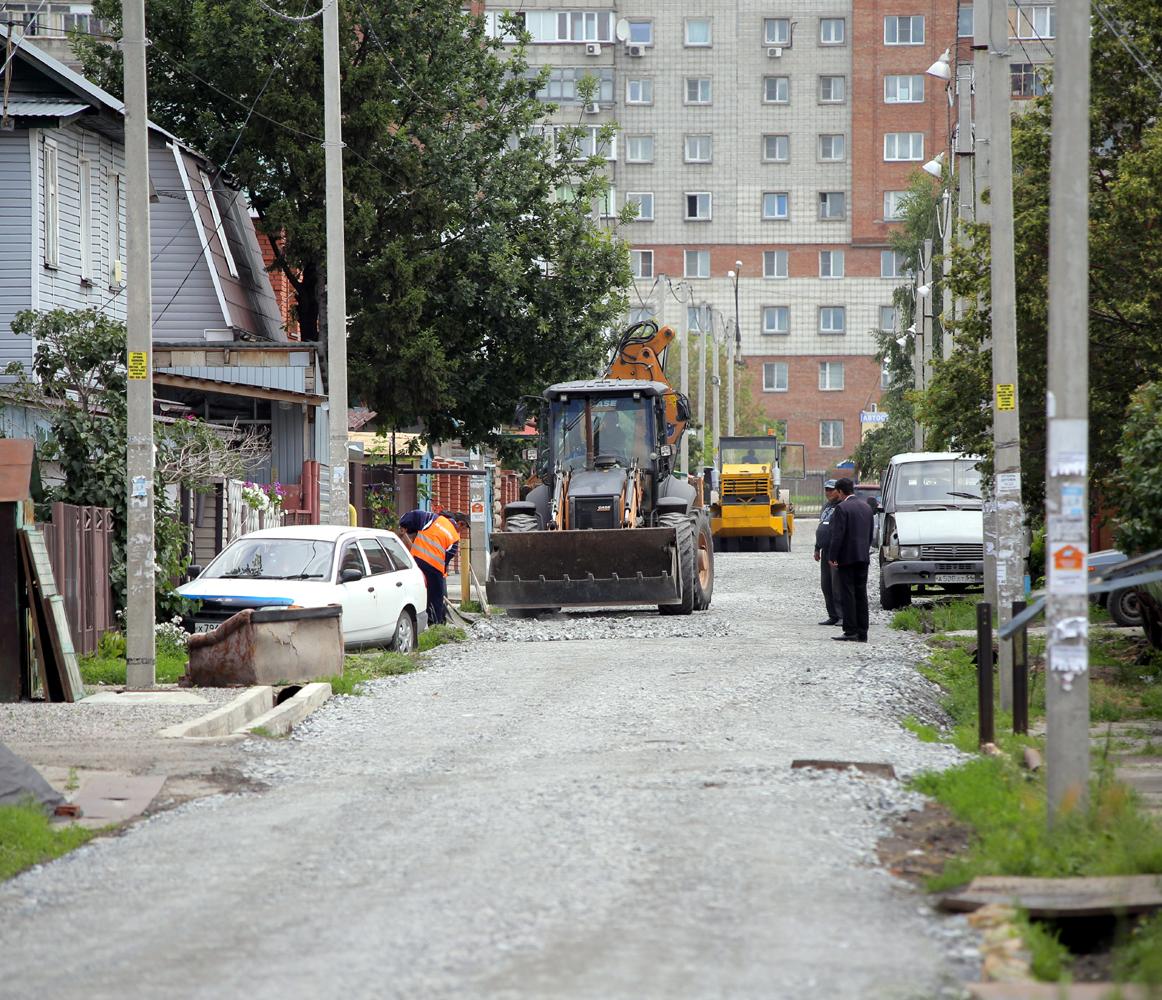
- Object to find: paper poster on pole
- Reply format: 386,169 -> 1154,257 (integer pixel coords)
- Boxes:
995,383 -> 1016,410
996,472 -> 1020,493
1048,541 -> 1088,594
127,351 -> 148,379
1049,644 -> 1087,675
1048,418 -> 1088,476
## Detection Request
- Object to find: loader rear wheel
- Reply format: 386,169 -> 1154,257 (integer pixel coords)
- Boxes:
659,514 -> 697,616
693,515 -> 714,611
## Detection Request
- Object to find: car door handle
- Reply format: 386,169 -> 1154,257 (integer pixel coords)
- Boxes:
395,581 -> 403,587
367,586 -> 375,592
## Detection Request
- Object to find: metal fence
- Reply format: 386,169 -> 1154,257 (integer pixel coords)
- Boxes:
788,473 -> 828,516
41,502 -> 115,656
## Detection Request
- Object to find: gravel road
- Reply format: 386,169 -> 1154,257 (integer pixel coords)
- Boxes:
0,530 -> 978,999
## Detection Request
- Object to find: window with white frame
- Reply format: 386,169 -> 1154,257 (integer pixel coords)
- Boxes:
685,77 -> 712,104
685,17 -> 711,46
535,67 -> 614,104
762,306 -> 790,335
1011,63 -> 1048,98
572,126 -> 616,161
819,75 -> 846,103
626,192 -> 654,221
763,134 -> 790,162
818,191 -> 845,220
763,250 -> 788,279
685,192 -> 712,220
79,157 -> 93,281
879,305 -> 899,331
883,190 -> 908,220
554,183 -> 575,203
819,250 -> 844,278
884,131 -> 924,161
625,78 -> 653,105
884,74 -> 925,103
598,185 -> 617,218
483,10 -> 525,41
631,249 -> 654,279
819,361 -> 845,390
626,135 -> 655,163
685,249 -> 710,278
763,76 -> 789,103
42,139 -> 59,267
820,419 -> 844,448
818,134 -> 845,161
819,17 -> 845,44
763,362 -> 789,392
762,192 -> 790,220
200,170 -> 239,278
684,134 -> 713,163
884,15 -> 924,44
819,306 -> 846,334
628,19 -> 653,44
958,5 -> 974,36
505,11 -> 616,43
881,250 -> 911,278
763,17 -> 790,45
1014,5 -> 1055,39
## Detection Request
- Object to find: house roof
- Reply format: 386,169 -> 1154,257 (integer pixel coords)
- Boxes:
2,97 -> 91,119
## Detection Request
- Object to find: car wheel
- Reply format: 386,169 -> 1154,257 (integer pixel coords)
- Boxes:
1108,587 -> 1143,628
390,610 -> 416,652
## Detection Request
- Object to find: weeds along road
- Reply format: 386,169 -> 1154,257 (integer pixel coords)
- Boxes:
0,531 -> 977,999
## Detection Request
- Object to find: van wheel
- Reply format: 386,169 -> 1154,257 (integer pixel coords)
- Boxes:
881,582 -> 911,611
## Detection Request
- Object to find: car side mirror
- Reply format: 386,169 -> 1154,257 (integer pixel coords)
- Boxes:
339,567 -> 364,583
187,565 -> 203,580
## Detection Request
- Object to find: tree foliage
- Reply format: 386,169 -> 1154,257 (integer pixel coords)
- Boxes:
79,0 -> 631,447
1108,382 -> 1162,555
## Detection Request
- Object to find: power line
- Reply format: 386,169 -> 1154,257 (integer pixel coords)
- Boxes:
0,0 -> 52,77
1092,0 -> 1162,97
254,0 -> 334,23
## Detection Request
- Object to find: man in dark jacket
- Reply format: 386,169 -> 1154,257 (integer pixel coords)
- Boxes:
814,479 -> 842,625
828,477 -> 874,642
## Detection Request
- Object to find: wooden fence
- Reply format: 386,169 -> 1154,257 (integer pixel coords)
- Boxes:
41,502 -> 115,657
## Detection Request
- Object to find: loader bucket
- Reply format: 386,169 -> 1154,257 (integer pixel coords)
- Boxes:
487,527 -> 682,609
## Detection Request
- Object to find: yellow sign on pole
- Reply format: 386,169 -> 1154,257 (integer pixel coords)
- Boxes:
127,351 -> 148,380
996,383 -> 1016,411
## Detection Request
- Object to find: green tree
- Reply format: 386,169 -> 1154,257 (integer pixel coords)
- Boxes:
79,0 -> 630,447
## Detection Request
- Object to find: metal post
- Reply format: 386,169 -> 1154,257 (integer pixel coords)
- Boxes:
1045,0 -> 1090,823
988,0 -> 1024,711
712,314 -> 721,466
977,601 -> 994,747
698,303 -> 709,465
679,283 -> 689,476
123,0 -> 155,689
1012,600 -> 1028,735
922,238 -> 935,390
323,0 -> 349,526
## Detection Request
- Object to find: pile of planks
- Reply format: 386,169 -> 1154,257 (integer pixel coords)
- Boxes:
19,525 -> 84,702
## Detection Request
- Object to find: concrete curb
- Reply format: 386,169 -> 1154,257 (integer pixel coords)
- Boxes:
242,683 -> 332,738
158,686 -> 274,739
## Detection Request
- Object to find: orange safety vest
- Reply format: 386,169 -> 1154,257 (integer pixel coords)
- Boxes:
410,514 -> 460,576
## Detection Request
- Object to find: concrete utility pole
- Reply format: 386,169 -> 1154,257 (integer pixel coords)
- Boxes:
727,262 -> 741,437
712,312 -> 721,467
1044,0 -> 1090,822
323,0 -> 350,525
697,303 -> 708,468
987,0 -> 1025,711
922,237 -> 935,390
122,0 -> 155,690
677,281 -> 690,476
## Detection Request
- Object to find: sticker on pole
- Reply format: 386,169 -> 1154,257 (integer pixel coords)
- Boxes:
127,351 -> 148,379
1050,644 -> 1087,690
1049,542 -> 1088,594
995,383 -> 1016,411
470,500 -> 486,522
996,472 -> 1020,493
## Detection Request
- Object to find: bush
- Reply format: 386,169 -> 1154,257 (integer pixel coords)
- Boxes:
1109,381 -> 1162,556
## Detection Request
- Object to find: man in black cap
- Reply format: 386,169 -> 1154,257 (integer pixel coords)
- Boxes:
828,477 -> 874,642
814,479 -> 842,626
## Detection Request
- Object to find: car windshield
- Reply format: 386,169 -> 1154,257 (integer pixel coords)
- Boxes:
201,538 -> 335,580
894,460 -> 983,508
720,438 -> 778,467
552,395 -> 654,473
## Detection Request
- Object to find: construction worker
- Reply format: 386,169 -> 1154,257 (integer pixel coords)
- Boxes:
397,510 -> 467,626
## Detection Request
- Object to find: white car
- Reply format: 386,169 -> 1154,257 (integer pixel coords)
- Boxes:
177,525 -> 429,651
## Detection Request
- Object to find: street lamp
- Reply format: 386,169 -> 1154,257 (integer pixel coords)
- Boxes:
726,261 -> 741,436
926,48 -> 952,80
922,151 -> 946,178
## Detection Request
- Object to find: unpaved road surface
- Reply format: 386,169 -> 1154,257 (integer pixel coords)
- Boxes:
0,536 -> 978,999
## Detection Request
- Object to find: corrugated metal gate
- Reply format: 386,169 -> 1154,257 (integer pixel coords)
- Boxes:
41,502 -> 114,656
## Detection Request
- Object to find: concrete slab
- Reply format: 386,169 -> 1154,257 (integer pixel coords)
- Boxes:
82,691 -> 208,705
243,683 -> 332,738
67,774 -> 167,830
158,686 -> 273,739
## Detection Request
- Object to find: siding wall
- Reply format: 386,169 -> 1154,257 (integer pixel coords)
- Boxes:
0,136 -> 33,371
270,401 -> 305,486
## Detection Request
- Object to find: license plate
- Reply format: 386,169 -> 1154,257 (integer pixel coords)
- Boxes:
193,622 -> 218,634
935,574 -> 977,584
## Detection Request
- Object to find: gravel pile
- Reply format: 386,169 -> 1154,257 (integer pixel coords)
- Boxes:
471,610 -> 732,642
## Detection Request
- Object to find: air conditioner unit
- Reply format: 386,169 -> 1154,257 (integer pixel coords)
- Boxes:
584,102 -> 601,115
767,46 -> 783,58
585,42 -> 602,56
626,43 -> 645,57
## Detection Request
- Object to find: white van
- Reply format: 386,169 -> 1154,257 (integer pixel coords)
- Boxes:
875,452 -> 984,610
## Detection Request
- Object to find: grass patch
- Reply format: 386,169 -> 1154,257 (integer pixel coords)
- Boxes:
1114,910 -> 1162,987
248,725 -> 289,740
459,600 -> 483,614
0,803 -> 95,882
902,715 -> 941,743
891,598 -> 983,634
418,624 -> 467,652
1013,910 -> 1072,982
78,629 -> 188,687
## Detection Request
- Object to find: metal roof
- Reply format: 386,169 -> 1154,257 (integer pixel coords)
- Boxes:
544,379 -> 670,398
2,98 -> 91,118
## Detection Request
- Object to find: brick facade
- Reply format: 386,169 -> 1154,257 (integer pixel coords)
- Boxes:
256,229 -> 299,340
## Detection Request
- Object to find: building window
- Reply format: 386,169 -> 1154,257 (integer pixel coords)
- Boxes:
880,305 -> 899,331
628,19 -> 653,45
625,78 -> 653,105
819,18 -> 845,44
535,67 -> 615,104
685,192 -> 712,221
507,11 -> 617,43
626,135 -> 655,163
763,134 -> 790,162
685,18 -> 711,46
1011,63 -> 1048,97
819,361 -> 845,390
820,420 -> 844,448
685,249 -> 710,278
763,362 -> 789,392
818,134 -> 845,161
1014,5 -> 1056,39
631,249 -> 654,279
762,192 -> 790,220
685,77 -> 712,105
881,250 -> 911,278
883,190 -> 908,220
762,306 -> 790,335
818,191 -> 845,220
626,192 -> 654,221
884,15 -> 925,45
884,132 -> 924,161
957,5 -> 974,37
763,76 -> 790,104
819,306 -> 846,334
884,74 -> 925,103
763,250 -> 788,279
684,135 -> 713,163
763,18 -> 790,45
819,250 -> 844,279
79,157 -> 93,281
42,139 -> 59,267
598,186 -> 617,218
819,75 -> 846,103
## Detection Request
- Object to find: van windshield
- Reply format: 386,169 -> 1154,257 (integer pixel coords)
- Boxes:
894,460 -> 983,508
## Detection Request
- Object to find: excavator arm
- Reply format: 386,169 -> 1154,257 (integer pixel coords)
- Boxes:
603,321 -> 686,448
